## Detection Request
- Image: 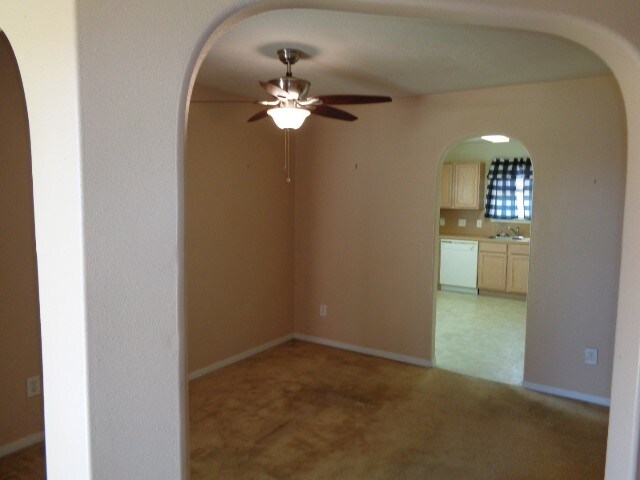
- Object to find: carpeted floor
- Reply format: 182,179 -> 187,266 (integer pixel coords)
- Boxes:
189,341 -> 608,479
0,443 -> 45,480
1,341 -> 609,479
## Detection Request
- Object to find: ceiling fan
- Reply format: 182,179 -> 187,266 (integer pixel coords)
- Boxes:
195,48 -> 392,130
194,48 -> 392,182
251,48 -> 391,129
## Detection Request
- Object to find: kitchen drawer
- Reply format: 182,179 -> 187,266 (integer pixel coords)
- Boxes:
509,244 -> 530,255
479,242 -> 507,253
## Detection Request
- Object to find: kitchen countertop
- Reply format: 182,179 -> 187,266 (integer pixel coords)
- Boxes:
439,233 -> 530,244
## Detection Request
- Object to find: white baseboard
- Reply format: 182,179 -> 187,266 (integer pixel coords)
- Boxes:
441,285 -> 478,295
188,333 -> 294,381
0,431 -> 44,458
294,333 -> 432,368
523,381 -> 610,407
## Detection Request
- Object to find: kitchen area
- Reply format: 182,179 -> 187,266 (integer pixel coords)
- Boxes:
435,136 -> 532,385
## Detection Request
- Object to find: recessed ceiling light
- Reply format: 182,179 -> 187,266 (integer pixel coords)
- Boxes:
481,135 -> 510,143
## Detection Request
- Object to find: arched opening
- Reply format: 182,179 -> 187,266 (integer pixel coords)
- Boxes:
0,32 -> 45,476
2,1 -> 639,478
179,7 -> 623,477
435,135 -> 533,386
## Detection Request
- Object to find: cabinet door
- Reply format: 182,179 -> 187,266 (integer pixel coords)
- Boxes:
440,163 -> 453,208
453,163 -> 481,209
478,252 -> 507,291
507,254 -> 530,294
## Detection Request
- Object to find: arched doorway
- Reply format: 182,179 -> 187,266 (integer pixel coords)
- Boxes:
184,7 -> 620,476
435,135 -> 533,385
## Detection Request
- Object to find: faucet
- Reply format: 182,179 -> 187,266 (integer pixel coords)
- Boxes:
509,226 -> 520,237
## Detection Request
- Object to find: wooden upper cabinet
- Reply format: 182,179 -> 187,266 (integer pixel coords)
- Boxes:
440,164 -> 453,208
440,162 -> 484,210
453,163 -> 482,208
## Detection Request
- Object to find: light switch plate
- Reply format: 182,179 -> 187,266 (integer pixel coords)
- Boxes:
439,218 -> 445,226
458,218 -> 466,227
585,347 -> 598,365
476,219 -> 483,228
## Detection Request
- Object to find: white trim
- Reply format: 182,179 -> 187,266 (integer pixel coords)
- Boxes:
187,333 -> 294,381
523,381 -> 610,407
0,431 -> 44,458
294,333 -> 432,368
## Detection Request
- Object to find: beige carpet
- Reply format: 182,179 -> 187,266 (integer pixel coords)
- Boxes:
0,443 -> 45,480
190,341 -> 608,479
1,341 -> 609,479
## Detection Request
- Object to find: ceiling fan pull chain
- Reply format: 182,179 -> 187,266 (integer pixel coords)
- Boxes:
285,128 -> 291,184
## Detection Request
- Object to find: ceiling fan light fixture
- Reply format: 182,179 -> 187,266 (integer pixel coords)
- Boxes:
481,135 -> 510,143
267,106 -> 310,130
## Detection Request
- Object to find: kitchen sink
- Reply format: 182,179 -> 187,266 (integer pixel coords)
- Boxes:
488,235 -> 527,241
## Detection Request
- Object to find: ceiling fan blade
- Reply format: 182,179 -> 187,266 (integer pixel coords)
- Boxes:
247,109 -> 270,123
260,80 -> 294,100
191,99 -> 280,106
316,95 -> 392,105
297,97 -> 322,106
311,105 -> 358,121
191,99 -> 255,104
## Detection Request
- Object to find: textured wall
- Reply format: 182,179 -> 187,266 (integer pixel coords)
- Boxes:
185,85 -> 294,373
295,76 -> 625,401
0,34 -> 43,450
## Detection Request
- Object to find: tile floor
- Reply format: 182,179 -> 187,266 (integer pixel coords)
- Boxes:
435,290 -> 526,385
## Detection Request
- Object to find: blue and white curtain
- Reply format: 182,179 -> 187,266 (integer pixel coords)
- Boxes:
484,157 -> 533,220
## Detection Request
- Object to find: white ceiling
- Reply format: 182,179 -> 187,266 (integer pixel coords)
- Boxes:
195,9 -> 611,100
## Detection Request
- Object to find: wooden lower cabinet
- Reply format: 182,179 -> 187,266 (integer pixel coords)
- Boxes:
507,247 -> 530,294
478,252 -> 508,291
478,241 -> 530,295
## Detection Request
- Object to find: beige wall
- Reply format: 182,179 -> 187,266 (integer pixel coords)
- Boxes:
0,34 -> 43,448
295,75 -> 625,399
185,85 -> 294,373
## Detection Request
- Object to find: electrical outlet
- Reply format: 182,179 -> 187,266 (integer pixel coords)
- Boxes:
439,218 -> 445,226
476,219 -> 483,228
320,304 -> 327,317
585,347 -> 598,366
458,218 -> 466,227
26,375 -> 41,398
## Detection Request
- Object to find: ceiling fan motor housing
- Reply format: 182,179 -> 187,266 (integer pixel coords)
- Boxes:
268,76 -> 310,100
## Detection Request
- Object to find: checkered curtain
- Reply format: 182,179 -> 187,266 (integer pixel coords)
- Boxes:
484,157 -> 533,220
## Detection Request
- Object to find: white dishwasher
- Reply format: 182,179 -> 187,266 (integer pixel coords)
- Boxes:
440,239 -> 478,294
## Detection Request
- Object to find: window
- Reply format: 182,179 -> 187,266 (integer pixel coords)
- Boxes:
484,158 -> 533,221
